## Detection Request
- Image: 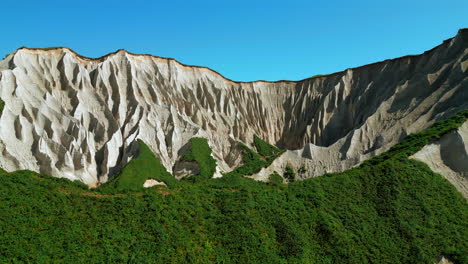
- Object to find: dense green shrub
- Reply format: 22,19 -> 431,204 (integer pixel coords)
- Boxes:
253,135 -> 281,157
101,140 -> 176,192
268,171 -> 284,186
0,156 -> 466,263
182,137 -> 217,181
0,109 -> 466,263
223,143 -> 268,177
284,166 -> 296,182
225,136 -> 285,177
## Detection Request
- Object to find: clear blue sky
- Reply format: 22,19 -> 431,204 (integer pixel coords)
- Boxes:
1,0 -> 467,81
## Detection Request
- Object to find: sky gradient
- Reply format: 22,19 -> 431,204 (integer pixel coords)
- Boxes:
1,0 -> 467,81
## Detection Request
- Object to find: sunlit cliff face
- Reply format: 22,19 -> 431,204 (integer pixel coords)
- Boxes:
0,29 -> 467,186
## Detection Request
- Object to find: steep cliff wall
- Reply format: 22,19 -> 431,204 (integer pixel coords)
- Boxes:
0,29 -> 467,186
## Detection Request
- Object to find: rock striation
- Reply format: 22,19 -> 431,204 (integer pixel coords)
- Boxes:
0,29 -> 467,187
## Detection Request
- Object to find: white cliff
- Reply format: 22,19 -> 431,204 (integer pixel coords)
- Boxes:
0,29 -> 467,187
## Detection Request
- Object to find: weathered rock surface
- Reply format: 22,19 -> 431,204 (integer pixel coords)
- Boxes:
411,121 -> 468,198
173,160 -> 201,180
0,29 -> 467,187
143,178 -> 167,188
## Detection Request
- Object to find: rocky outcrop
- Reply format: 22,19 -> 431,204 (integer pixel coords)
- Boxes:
411,121 -> 468,198
143,178 -> 167,188
0,29 -> 467,187
173,160 -> 201,180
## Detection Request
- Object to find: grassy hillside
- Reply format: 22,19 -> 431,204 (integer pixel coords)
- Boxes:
225,135 -> 285,177
0,110 -> 467,263
253,134 -> 282,158
102,140 -> 176,192
181,137 -> 218,181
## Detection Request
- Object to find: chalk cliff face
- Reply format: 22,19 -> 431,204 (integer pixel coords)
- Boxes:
0,29 -> 467,187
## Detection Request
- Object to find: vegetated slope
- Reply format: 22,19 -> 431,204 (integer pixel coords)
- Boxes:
0,110 -> 466,264
181,138 -> 217,177
102,140 -> 176,192
0,30 -> 467,186
223,136 -> 285,178
411,121 -> 468,198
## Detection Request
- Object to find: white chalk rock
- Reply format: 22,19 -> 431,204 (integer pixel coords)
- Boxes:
0,30 -> 467,187
143,178 -> 167,188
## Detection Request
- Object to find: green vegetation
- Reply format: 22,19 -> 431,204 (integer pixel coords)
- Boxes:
253,135 -> 281,158
309,74 -> 327,79
0,110 -> 467,263
225,136 -> 285,177
268,171 -> 284,186
362,109 -> 468,167
102,140 -> 176,192
181,137 -> 217,181
0,98 -> 4,116
284,166 -> 296,182
253,135 -> 285,163
224,143 -> 269,177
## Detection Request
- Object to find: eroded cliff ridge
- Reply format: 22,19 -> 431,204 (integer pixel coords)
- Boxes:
0,29 -> 467,186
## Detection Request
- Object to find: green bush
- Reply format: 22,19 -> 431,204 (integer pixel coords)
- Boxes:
268,171 -> 284,186
224,143 -> 268,177
182,137 -> 217,181
284,166 -> 296,182
225,136 -> 285,177
0,109 -> 466,263
1,154 -> 466,263
253,135 -> 281,157
101,140 -> 176,192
